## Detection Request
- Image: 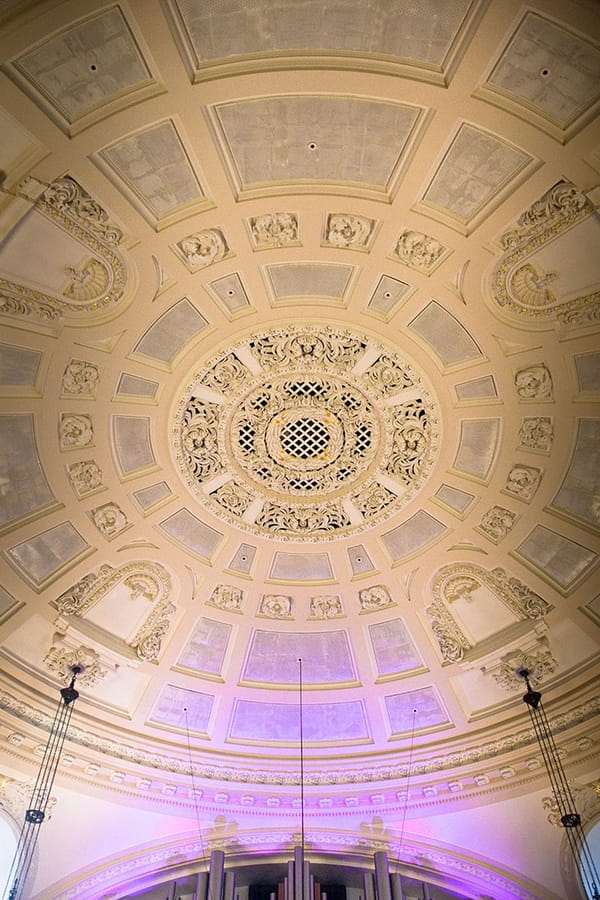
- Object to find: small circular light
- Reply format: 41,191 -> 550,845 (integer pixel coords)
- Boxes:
383,291 -> 392,299
307,141 -> 318,151
540,67 -> 551,78
227,289 -> 236,296
90,63 -> 97,72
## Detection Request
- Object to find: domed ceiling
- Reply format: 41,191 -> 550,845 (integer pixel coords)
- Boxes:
0,1 -> 599,899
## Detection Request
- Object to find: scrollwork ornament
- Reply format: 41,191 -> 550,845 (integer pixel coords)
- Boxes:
519,417 -> 553,452
131,600 -> 176,662
393,229 -> 447,273
515,363 -> 553,400
492,180 -> 598,324
208,584 -> 243,611
324,213 -> 374,249
62,359 -> 100,395
249,212 -> 298,248
358,584 -> 393,612
42,176 -> 123,245
492,644 -> 557,692
66,459 -> 103,496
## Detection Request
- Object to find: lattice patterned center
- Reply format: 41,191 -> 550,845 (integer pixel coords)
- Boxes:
280,417 -> 331,459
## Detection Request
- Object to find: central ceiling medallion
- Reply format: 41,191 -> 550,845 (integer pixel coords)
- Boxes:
173,325 -> 439,540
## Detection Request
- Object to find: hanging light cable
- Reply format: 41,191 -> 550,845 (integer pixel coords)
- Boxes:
4,664 -> 81,900
519,668 -> 600,900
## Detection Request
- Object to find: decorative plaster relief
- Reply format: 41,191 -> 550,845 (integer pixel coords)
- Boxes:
427,564 -> 551,663
53,561 -> 174,663
174,228 -> 230,272
518,416 -> 553,452
59,413 -> 93,449
90,502 -> 129,540
0,175 -> 129,320
515,363 -> 553,400
43,643 -> 108,687
61,359 -> 100,396
323,213 -> 375,250
309,595 -> 344,619
477,505 -> 518,543
490,180 -> 600,326
392,229 -> 449,274
358,584 -> 394,613
503,464 -> 542,502
259,594 -> 293,619
248,213 -> 299,248
207,584 -> 243,612
492,639 -> 557,692
66,459 -> 103,497
174,325 -> 438,540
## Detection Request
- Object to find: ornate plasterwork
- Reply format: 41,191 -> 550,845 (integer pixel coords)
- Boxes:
59,413 -> 94,449
358,584 -> 394,613
427,564 -> 552,663
66,459 -> 104,497
309,595 -> 344,619
392,229 -> 449,274
90,502 -> 129,540
477,505 -> 518,543
323,213 -> 375,250
174,228 -> 230,271
61,359 -> 100,396
43,643 -> 108,687
503,464 -> 542,502
53,561 -> 174,663
519,416 -> 553,452
515,363 -> 553,400
248,212 -> 299,248
1,175 -> 129,319
207,584 -> 243,612
492,640 -> 557,692
173,325 -> 439,540
491,180 -> 600,325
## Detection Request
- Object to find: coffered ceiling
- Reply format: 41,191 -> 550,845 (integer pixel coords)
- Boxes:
0,1 -> 599,899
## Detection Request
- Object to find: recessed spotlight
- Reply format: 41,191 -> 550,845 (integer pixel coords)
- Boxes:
89,63 -> 97,72
383,291 -> 393,299
227,289 -> 236,296
307,141 -> 318,151
540,67 -> 551,78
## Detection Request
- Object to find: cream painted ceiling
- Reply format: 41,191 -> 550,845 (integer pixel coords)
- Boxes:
0,1 -> 599,899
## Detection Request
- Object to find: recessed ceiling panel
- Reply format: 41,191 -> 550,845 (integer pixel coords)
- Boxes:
5,521 -> 90,588
149,684 -> 214,734
549,418 -> 600,531
163,0 -> 473,75
514,525 -> 598,595
241,630 -> 356,685
0,413 -> 57,531
132,299 -> 209,367
452,419 -> 500,481
418,124 -> 534,233
408,301 -> 482,367
209,96 -> 425,200
157,508 -> 224,562
368,618 -> 425,678
228,698 -> 369,744
4,7 -> 164,134
176,617 -> 232,677
111,415 -> 155,476
479,12 -> 600,138
264,262 -> 354,304
385,685 -> 451,736
96,120 -> 210,227
381,511 -> 447,562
